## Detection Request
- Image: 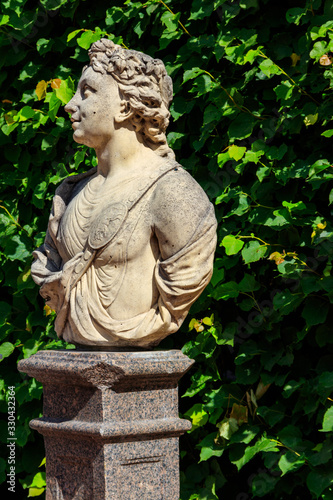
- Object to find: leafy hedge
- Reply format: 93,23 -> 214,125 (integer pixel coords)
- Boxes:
1,0 -> 333,498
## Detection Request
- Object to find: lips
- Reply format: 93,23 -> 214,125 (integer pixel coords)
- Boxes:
70,117 -> 81,129
70,115 -> 80,123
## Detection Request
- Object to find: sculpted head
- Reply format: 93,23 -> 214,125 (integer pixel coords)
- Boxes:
65,38 -> 174,159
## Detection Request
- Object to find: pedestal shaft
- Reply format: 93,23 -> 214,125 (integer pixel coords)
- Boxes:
18,350 -> 194,500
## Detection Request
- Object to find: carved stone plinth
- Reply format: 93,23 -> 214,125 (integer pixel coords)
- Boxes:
18,349 -> 194,500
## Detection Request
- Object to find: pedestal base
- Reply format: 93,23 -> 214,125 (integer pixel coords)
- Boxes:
18,350 -> 194,500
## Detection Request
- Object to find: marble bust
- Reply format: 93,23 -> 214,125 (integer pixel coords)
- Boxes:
32,39 -> 217,348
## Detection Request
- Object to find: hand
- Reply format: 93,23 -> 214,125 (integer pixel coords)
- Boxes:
60,252 -> 84,290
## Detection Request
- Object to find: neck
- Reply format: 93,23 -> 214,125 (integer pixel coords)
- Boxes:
95,127 -> 160,180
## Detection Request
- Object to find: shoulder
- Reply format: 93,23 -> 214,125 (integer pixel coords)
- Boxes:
151,164 -> 216,258
152,165 -> 213,220
54,167 -> 97,202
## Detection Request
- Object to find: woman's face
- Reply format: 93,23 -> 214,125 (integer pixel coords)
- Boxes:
65,66 -> 122,149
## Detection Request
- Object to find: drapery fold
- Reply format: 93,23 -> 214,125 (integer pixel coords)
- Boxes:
32,166 -> 217,348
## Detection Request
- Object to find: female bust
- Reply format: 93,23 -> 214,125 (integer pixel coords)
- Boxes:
32,39 -> 217,348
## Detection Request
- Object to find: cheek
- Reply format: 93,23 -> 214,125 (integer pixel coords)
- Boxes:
80,110 -> 96,121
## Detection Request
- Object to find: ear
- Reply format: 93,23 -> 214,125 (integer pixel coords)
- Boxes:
114,99 -> 132,124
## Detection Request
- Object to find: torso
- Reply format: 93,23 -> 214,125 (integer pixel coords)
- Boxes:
57,162 -> 171,319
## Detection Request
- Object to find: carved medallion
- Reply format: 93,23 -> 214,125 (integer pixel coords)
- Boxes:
88,202 -> 128,250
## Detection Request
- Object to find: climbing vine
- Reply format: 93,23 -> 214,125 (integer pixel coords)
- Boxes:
0,0 -> 333,498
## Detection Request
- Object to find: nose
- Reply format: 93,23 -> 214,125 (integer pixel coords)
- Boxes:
64,93 -> 79,115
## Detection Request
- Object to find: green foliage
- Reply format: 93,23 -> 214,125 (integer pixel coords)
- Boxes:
0,0 -> 333,498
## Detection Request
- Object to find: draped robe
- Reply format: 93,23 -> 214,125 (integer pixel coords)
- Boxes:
32,161 -> 217,348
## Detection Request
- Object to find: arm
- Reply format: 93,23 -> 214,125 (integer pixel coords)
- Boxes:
31,171 -> 95,311
151,168 -> 217,259
150,167 -> 217,328
32,234 -> 83,313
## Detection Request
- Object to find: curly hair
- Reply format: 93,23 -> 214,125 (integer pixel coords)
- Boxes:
87,39 -> 175,159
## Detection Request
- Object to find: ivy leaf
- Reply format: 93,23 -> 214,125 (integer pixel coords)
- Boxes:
210,281 -> 240,300
190,0 -> 214,20
230,426 -> 260,444
46,94 -> 59,123
51,79 -> 61,89
184,404 -> 209,431
35,80 -> 48,101
329,188 -> 333,205
273,290 -> 303,316
322,130 -> 333,138
159,29 -> 182,50
308,159 -> 330,179
257,163 -> 271,181
230,436 -> 280,470
22,338 -> 41,359
307,469 -> 333,498
0,342 -> 15,361
302,298 -> 329,327
286,7 -> 307,25
41,135 -> 58,153
77,29 -> 105,50
282,200 -> 307,212
244,47 -> 262,64
28,471 -> 46,489
4,233 -> 31,262
160,11 -> 180,31
317,372 -> 333,392
256,405 -> 285,427
274,80 -> 293,101
183,371 -> 213,398
15,425 -> 29,447
304,113 -> 318,126
229,144 -> 247,161
217,418 -> 239,440
28,487 -> 46,497
259,58 -> 281,77
230,403 -> 248,426
244,149 -> 264,164
221,235 -> 244,255
54,77 -> 74,105
242,240 -> 267,263
67,29 -> 83,42
17,106 -> 35,122
310,41 -> 328,61
235,340 -> 259,365
321,406 -> 333,432
39,0 -> 68,9
0,14 -> 9,25
197,433 -> 224,462
183,67 -> 204,83
36,38 -> 54,55
283,379 -> 305,398
190,74 -> 213,96
228,114 -> 255,140
210,265 -> 225,287
238,273 -> 260,292
278,451 -> 306,476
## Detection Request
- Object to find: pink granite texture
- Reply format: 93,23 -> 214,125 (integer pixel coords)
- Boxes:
18,349 -> 194,499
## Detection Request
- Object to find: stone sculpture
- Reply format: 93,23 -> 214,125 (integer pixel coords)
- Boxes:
31,39 -> 217,348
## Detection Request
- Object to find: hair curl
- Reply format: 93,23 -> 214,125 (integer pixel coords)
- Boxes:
88,39 -> 175,159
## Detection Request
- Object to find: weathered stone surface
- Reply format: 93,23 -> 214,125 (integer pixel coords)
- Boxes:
31,39 -> 217,348
18,349 -> 194,499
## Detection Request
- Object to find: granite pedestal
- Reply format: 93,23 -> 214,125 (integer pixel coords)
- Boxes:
18,349 -> 194,500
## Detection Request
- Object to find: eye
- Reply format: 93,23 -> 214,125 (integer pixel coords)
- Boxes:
82,84 -> 94,97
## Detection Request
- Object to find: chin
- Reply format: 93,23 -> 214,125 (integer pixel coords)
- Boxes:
73,130 -> 103,149
73,132 -> 88,146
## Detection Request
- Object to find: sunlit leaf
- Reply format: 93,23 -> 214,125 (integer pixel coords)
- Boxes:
35,80 -> 48,100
